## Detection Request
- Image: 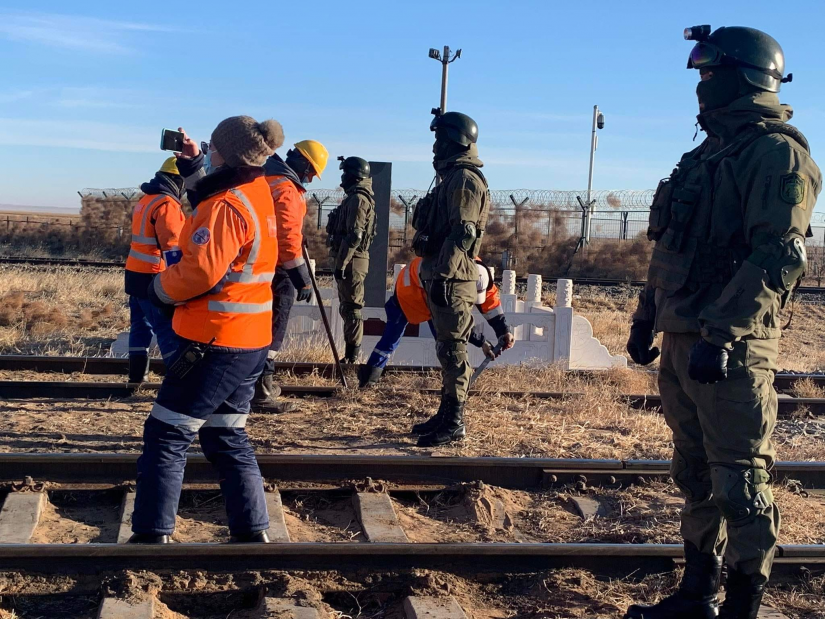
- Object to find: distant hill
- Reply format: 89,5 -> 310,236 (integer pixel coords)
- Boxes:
0,204 -> 80,216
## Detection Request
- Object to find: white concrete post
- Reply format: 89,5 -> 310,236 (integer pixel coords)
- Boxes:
553,278 -> 575,369
501,270 -> 516,295
525,274 -> 543,340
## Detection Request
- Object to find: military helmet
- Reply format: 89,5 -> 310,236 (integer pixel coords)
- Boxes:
685,25 -> 789,93
338,156 -> 370,179
430,111 -> 478,146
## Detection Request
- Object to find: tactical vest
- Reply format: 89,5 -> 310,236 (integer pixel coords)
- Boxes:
647,122 -> 809,293
411,164 -> 490,258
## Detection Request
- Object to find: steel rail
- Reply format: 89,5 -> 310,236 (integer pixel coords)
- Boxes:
0,379 -> 821,417
1,453 -> 822,489
0,355 -> 817,392
0,541 -> 820,575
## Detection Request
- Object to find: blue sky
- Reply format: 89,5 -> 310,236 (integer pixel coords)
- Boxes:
1,0 -> 824,209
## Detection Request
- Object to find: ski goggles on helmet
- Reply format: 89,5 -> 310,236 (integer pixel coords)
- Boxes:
687,41 -> 784,81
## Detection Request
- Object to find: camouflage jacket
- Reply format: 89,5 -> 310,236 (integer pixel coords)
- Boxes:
333,178 -> 375,270
634,92 -> 821,347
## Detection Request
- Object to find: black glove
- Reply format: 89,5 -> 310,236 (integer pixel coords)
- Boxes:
626,321 -> 660,366
430,279 -> 450,308
286,264 -> 312,291
688,338 -> 729,384
334,268 -> 346,281
295,287 -> 312,303
147,279 -> 175,319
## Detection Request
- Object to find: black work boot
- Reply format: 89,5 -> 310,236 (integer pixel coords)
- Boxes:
358,364 -> 383,388
411,390 -> 448,435
417,396 -> 466,447
718,569 -> 764,619
229,530 -> 270,543
128,354 -> 150,384
128,533 -> 171,544
251,372 -> 281,406
625,542 -> 722,618
343,343 -> 361,364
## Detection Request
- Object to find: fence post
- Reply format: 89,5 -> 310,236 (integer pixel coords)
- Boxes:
621,211 -> 629,240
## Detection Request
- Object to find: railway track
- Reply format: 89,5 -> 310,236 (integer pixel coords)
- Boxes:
0,453 -> 822,577
0,353 -> 821,392
0,377 -> 823,418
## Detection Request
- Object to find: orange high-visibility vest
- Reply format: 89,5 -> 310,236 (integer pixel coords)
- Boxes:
395,257 -> 431,325
125,193 -> 185,274
156,176 -> 278,348
266,174 -> 307,270
396,257 -> 502,326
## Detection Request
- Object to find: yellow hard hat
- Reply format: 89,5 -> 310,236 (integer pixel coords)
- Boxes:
159,156 -> 180,176
294,140 -> 329,179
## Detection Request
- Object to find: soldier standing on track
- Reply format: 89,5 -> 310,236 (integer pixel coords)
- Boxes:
412,111 -> 506,448
328,156 -> 376,364
252,140 -> 329,411
625,26 -> 821,619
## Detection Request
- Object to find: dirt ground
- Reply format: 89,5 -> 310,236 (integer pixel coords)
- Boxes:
0,565 -> 822,618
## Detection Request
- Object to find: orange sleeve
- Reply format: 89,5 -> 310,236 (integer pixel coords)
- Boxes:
157,198 -> 248,303
478,284 -> 502,315
272,182 -> 306,267
153,200 -> 186,252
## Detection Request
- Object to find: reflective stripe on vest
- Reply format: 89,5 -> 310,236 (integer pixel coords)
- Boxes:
129,248 -> 161,264
207,300 -> 271,314
403,266 -> 411,287
134,195 -> 167,246
483,306 -> 504,319
282,256 -> 305,269
226,188 -> 272,284
268,177 -> 290,190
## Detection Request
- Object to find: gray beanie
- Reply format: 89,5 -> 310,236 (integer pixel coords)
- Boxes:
211,116 -> 284,167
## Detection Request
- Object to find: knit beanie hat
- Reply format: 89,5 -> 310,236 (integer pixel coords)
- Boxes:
210,116 -> 285,168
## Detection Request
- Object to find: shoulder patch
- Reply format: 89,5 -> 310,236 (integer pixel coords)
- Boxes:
191,226 -> 211,245
780,172 -> 806,206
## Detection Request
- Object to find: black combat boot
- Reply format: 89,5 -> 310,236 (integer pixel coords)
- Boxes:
416,396 -> 466,447
128,354 -> 150,384
625,542 -> 722,618
229,530 -> 270,543
718,569 -> 764,619
343,343 -> 361,364
358,364 -> 383,388
127,533 -> 171,544
251,372 -> 281,406
411,390 -> 447,435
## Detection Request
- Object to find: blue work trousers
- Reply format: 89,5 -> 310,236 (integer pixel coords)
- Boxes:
366,295 -> 435,369
132,343 -> 270,537
129,295 -> 180,361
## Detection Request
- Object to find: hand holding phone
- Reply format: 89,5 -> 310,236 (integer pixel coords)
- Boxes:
176,127 -> 200,159
160,128 -> 185,152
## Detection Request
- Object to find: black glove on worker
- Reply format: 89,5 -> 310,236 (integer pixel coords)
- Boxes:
626,320 -> 660,365
147,279 -> 175,319
688,338 -> 729,384
430,279 -> 450,308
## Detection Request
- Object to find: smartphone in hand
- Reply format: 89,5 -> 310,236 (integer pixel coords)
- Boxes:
160,128 -> 185,152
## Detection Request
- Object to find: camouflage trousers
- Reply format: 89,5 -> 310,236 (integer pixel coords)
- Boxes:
660,332 -> 780,586
336,257 -> 367,347
425,279 -> 476,402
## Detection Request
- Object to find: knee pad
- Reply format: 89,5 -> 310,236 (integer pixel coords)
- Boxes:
670,448 -> 711,502
436,341 -> 468,364
711,464 -> 774,525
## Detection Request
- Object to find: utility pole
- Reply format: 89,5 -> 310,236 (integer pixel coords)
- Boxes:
581,105 -> 605,245
428,45 -> 461,114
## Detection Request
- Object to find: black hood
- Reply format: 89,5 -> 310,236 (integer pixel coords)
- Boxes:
140,172 -> 184,201
263,154 -> 303,190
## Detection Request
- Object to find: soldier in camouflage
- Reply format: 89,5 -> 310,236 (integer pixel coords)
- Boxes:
329,156 -> 376,363
411,111 -> 511,447
625,26 -> 821,619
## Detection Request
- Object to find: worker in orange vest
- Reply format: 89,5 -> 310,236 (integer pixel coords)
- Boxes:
358,258 -> 514,404
130,116 -> 283,544
253,140 -> 329,411
124,157 -> 187,383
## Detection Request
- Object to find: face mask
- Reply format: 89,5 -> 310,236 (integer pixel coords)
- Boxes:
301,173 -> 313,185
696,67 -> 741,113
203,149 -> 215,175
